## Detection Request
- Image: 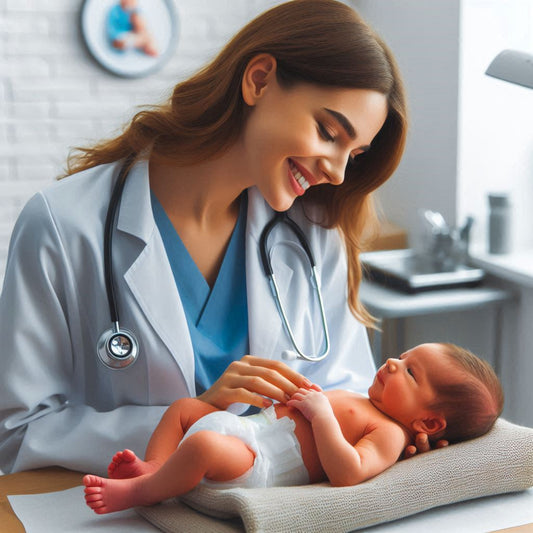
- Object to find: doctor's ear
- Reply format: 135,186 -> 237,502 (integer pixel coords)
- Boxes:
242,54 -> 277,106
412,415 -> 447,437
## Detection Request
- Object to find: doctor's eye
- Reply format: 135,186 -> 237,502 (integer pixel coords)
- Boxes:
347,152 -> 360,165
318,122 -> 335,143
347,148 -> 368,167
350,149 -> 366,161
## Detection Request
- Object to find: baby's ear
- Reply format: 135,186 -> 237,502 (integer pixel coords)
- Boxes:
412,415 -> 446,436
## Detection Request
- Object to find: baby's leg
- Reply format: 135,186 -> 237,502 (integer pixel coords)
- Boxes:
85,430 -> 255,514
109,398 -> 219,480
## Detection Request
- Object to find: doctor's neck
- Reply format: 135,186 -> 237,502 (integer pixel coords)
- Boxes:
148,146 -> 251,227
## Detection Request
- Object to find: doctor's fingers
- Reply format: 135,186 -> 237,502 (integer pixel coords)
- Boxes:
233,358 -> 315,397
198,369 -> 301,409
207,373 -> 298,409
404,432 -> 431,459
239,356 -> 315,391
198,357 -> 317,409
223,373 -> 299,406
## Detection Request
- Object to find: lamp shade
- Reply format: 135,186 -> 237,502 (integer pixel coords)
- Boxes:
485,49 -> 533,89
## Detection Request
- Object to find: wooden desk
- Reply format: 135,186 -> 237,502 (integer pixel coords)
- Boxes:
1,469 -> 531,533
0,468 -> 83,533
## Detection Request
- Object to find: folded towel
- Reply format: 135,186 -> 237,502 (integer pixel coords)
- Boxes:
138,418 -> 533,533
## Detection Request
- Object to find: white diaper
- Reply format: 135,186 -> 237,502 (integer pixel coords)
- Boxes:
180,406 -> 309,488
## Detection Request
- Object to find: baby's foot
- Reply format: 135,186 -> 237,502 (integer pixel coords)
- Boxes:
107,449 -> 156,479
83,474 -> 143,514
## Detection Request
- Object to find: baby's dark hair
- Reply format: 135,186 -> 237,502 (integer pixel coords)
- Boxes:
429,343 -> 504,444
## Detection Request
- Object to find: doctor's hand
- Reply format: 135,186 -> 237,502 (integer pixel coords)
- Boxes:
403,433 -> 449,460
197,355 -> 319,410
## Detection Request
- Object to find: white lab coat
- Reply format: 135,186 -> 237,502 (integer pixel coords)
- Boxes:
0,159 -> 375,475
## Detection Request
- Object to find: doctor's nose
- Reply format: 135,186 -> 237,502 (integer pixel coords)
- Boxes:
318,156 -> 346,186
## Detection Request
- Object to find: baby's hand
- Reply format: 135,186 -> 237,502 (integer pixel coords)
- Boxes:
286,387 -> 333,422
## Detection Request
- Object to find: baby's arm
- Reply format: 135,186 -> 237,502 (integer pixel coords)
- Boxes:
287,389 -> 406,486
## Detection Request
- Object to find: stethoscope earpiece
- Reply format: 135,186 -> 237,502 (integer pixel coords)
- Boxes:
97,327 -> 139,369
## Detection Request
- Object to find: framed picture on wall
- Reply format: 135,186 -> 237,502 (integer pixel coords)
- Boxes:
80,0 -> 179,78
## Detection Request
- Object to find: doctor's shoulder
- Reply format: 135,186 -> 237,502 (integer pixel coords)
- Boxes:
6,162 -> 118,267
18,163 -> 118,236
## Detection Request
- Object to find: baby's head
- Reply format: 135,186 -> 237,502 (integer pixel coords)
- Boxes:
368,343 -> 503,444
426,343 -> 503,443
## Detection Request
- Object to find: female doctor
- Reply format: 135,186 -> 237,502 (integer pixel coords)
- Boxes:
0,0 -> 410,475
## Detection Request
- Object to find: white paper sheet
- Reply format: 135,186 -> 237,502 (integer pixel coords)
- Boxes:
8,486 -> 160,533
8,486 -> 533,532
364,488 -> 533,532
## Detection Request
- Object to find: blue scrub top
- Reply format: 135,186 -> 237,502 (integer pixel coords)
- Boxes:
151,191 -> 249,394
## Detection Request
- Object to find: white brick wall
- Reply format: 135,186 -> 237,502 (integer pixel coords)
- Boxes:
0,0 -> 286,284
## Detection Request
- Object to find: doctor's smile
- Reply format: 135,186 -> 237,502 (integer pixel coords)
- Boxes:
288,159 -> 312,195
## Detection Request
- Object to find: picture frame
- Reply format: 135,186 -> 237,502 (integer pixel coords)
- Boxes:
80,0 -> 179,78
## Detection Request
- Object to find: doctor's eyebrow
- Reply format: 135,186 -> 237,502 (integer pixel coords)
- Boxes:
323,108 -> 371,153
323,108 -> 356,139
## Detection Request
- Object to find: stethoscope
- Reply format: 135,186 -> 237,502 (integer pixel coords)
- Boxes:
259,211 -> 330,362
97,157 -> 330,369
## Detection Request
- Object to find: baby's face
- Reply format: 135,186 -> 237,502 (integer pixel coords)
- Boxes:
368,344 -> 460,431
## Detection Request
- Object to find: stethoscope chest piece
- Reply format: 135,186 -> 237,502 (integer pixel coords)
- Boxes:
97,327 -> 139,369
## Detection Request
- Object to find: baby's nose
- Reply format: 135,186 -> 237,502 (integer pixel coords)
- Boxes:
386,359 -> 398,373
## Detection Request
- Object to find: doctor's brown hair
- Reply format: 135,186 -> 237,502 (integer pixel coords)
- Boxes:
65,0 -> 408,327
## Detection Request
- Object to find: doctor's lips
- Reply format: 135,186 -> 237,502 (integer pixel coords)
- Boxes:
288,159 -> 315,194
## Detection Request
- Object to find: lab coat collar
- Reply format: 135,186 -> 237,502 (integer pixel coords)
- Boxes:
246,187 -> 290,360
112,157 -> 196,396
246,186 -> 271,240
116,158 -> 154,243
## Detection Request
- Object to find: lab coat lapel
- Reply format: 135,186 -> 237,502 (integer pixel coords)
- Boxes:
246,187 -> 293,359
115,160 -> 196,396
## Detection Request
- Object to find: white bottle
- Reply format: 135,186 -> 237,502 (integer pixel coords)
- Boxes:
488,193 -> 511,254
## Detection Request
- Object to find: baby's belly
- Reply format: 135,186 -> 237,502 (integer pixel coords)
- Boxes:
274,403 -> 326,483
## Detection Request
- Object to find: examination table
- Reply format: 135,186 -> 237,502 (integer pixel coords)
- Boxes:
2,418 -> 532,532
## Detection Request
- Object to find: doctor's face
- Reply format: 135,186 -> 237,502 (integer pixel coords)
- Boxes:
240,72 -> 388,212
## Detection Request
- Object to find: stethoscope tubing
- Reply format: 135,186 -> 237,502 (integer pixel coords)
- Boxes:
103,155 -> 134,325
97,155 -> 140,369
260,212 -> 330,362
